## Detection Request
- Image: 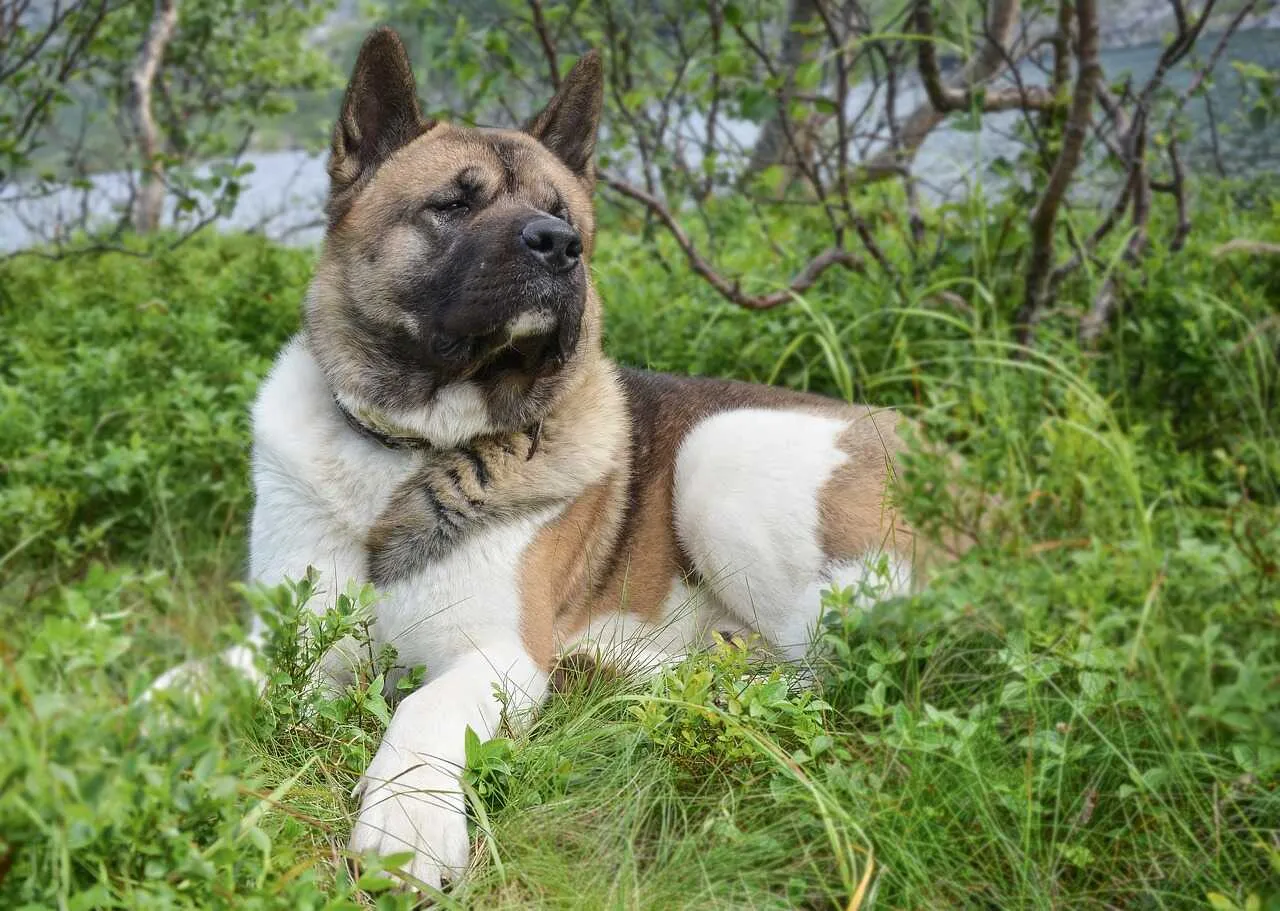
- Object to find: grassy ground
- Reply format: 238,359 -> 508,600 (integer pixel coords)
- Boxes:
2,184 -> 1279,909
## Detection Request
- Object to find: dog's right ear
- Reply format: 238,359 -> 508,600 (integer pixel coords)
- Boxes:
327,28 -> 431,220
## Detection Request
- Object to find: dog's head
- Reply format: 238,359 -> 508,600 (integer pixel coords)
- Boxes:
306,28 -> 605,446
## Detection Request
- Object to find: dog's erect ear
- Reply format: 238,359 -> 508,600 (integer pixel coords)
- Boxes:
327,28 -> 430,216
524,51 -> 604,182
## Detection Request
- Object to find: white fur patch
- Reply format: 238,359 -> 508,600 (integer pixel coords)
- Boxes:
506,309 -> 555,339
374,506 -> 564,674
674,408 -> 909,661
249,339 -> 417,674
674,408 -> 848,622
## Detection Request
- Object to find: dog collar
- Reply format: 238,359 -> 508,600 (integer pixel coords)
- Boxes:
333,397 -> 435,451
333,396 -> 544,459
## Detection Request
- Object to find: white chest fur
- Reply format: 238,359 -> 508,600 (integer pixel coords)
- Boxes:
247,337 -> 557,677
248,337 -> 416,592
372,506 -> 560,674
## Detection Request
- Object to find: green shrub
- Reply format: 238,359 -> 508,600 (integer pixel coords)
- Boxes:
0,235 -> 308,585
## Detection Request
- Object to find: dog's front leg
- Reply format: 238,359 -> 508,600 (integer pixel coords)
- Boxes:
348,638 -> 546,889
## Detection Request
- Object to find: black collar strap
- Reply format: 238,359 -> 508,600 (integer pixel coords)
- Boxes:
334,395 -> 544,460
334,397 -> 435,451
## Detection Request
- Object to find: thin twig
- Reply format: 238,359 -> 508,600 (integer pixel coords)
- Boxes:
1166,138 -> 1190,252
525,0 -> 560,89
603,173 -> 865,310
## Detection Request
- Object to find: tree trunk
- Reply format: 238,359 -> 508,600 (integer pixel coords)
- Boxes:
131,0 -> 179,233
1019,0 -> 1100,343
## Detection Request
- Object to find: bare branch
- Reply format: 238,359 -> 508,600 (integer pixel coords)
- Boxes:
1047,0 -> 1073,100
1213,240 -> 1280,257
913,0 -> 1053,113
859,0 -> 1048,177
881,39 -> 924,247
1202,91 -> 1226,178
1163,0 -> 1258,132
1016,0 -> 1100,342
603,173 -> 864,310
1165,138 -> 1190,252
1073,0 -> 1226,343
1051,163 -> 1139,288
525,0 -> 560,90
743,0 -> 820,179
700,0 -> 723,200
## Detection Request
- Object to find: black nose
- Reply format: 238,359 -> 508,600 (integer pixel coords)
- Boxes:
520,216 -> 582,274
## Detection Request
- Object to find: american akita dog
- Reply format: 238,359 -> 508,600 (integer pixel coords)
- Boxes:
160,27 -> 937,889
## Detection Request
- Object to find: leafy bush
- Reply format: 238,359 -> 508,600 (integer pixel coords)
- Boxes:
0,235 -> 308,584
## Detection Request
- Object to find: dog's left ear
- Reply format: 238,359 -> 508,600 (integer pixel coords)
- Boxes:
524,51 -> 604,183
327,27 -> 431,220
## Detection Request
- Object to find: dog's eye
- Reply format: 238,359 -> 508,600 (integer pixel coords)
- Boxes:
427,199 -> 470,216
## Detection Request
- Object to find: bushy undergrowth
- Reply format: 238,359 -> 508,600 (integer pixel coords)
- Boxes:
2,184 -> 1278,909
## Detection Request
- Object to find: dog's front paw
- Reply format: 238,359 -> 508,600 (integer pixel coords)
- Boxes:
348,743 -> 471,891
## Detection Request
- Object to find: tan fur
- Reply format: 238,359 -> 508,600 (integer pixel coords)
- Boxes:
308,122 -> 603,437
344,127 -> 597,251
817,408 -> 914,564
819,413 -> 981,585
518,475 -> 625,668
578,468 -> 690,626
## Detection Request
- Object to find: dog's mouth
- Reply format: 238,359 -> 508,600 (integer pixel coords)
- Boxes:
426,282 -> 585,384
463,326 -> 569,383
492,330 -> 562,374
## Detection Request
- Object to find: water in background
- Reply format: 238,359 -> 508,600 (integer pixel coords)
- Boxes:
2,28 -> 1276,252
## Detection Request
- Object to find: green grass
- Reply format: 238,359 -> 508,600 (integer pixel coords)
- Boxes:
2,184 -> 1279,909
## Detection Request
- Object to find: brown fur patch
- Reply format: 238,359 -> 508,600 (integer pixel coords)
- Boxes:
543,370 -> 903,648
518,475 -> 625,669
818,413 -> 982,584
817,409 -> 915,566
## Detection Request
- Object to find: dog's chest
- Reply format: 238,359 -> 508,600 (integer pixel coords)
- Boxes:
251,339 -> 562,669
374,507 -> 560,670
